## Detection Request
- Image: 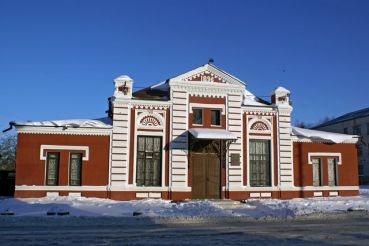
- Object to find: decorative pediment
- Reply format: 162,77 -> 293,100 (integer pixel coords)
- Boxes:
170,64 -> 246,86
184,71 -> 226,83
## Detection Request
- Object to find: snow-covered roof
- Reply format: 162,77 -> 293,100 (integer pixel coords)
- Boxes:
13,117 -> 112,129
189,128 -> 237,140
313,107 -> 369,128
114,75 -> 132,81
272,86 -> 290,94
150,80 -> 169,92
292,127 -> 358,143
242,89 -> 269,106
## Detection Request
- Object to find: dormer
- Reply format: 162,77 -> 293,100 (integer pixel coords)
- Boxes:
113,75 -> 133,99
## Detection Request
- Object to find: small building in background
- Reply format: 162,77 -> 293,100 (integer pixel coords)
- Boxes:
314,107 -> 369,184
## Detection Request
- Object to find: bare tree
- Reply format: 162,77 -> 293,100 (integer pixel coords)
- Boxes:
294,120 -> 314,129
0,135 -> 17,171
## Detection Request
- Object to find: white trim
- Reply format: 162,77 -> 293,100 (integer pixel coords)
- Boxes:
110,186 -> 170,192
308,152 -> 342,165
248,117 -> 272,134
15,185 -> 108,191
189,103 -> 225,115
170,64 -> 245,86
17,126 -> 111,136
40,145 -> 89,161
136,111 -> 165,129
227,185 -> 359,192
133,110 -> 167,188
246,115 -> 275,188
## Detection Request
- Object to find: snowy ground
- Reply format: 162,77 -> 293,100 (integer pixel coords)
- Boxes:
1,188 -> 369,245
1,187 -> 369,218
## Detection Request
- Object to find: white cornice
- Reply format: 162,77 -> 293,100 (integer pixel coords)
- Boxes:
16,126 -> 112,136
242,107 -> 277,115
170,82 -> 244,96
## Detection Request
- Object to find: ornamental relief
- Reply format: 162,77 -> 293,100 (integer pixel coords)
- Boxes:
136,111 -> 164,129
184,71 -> 226,83
250,121 -> 269,131
248,117 -> 272,134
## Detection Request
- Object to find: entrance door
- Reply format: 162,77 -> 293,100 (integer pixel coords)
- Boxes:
191,140 -> 221,199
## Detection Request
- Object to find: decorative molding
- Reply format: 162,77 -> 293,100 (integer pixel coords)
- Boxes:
132,103 -> 170,110
40,145 -> 89,161
17,126 -> 112,136
243,108 -> 277,116
15,185 -> 108,191
184,71 -> 226,83
248,116 -> 272,134
189,103 -> 225,115
170,82 -> 244,98
308,152 -> 342,165
170,64 -> 245,86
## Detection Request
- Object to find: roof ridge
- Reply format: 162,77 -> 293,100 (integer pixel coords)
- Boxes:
313,106 -> 369,128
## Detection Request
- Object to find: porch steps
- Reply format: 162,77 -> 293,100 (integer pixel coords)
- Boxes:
210,200 -> 246,210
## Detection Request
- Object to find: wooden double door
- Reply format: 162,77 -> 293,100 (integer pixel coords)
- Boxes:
191,140 -> 221,199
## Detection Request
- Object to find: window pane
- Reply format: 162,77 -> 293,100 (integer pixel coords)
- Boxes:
211,110 -> 221,125
138,137 -> 145,151
136,158 -> 145,186
146,137 -> 154,152
249,140 -> 271,187
46,153 -> 59,186
312,158 -> 321,186
353,125 -> 361,135
69,153 -> 82,186
328,158 -> 337,186
193,109 -> 203,125
136,136 -> 162,187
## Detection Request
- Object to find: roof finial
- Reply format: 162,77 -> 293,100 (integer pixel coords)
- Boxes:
208,58 -> 214,64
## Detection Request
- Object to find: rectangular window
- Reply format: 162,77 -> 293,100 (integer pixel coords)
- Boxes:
353,125 -> 361,135
69,153 -> 82,186
211,109 -> 221,126
343,128 -> 348,134
249,139 -> 271,187
327,158 -> 338,186
192,108 -> 203,125
46,152 -> 59,186
312,158 -> 322,186
136,136 -> 162,186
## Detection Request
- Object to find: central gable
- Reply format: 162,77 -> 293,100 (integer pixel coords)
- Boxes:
170,63 -> 246,86
185,70 -> 226,83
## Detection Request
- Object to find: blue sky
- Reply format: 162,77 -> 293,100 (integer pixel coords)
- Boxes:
1,0 -> 369,132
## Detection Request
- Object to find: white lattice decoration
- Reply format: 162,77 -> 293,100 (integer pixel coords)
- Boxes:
248,117 -> 272,134
136,112 -> 164,129
184,71 -> 226,83
251,121 -> 269,131
140,115 -> 160,126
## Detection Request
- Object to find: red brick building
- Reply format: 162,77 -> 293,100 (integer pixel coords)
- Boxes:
12,63 -> 359,200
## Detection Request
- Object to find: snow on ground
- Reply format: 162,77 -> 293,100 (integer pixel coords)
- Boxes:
1,187 -> 369,218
